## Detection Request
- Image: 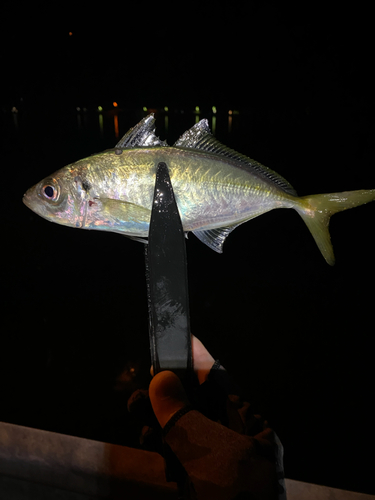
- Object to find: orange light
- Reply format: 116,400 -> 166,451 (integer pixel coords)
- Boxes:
69,32 -> 73,36
113,102 -> 118,108
114,114 -> 119,138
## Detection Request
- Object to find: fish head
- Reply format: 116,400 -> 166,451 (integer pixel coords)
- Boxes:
23,164 -> 90,229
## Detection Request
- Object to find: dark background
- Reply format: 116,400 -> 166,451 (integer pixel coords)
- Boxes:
1,1 -> 374,495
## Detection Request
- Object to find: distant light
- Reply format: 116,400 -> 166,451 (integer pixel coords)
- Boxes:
143,106 -> 148,112
212,106 -> 217,114
195,106 -> 200,113
69,32 -> 73,36
228,110 -> 233,115
113,102 -> 118,108
98,106 -> 103,112
76,107 -> 81,112
164,106 -> 169,112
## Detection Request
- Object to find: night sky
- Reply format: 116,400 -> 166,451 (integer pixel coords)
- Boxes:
2,1 -> 375,495
3,2 -> 373,112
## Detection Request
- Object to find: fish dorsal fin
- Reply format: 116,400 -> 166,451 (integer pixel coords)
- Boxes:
174,119 -> 297,196
174,119 -> 212,148
115,114 -> 168,148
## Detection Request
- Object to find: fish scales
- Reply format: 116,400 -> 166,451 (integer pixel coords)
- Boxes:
93,147 -> 287,231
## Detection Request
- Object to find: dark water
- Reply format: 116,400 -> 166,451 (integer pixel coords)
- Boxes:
2,106 -> 375,494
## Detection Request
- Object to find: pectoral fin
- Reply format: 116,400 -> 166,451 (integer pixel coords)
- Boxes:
100,198 -> 151,224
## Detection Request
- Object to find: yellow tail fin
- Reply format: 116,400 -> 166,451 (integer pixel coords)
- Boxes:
296,190 -> 375,265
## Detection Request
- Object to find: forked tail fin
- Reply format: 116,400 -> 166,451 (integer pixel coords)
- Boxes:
296,190 -> 375,265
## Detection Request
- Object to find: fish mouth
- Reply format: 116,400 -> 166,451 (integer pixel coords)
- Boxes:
22,189 -> 52,223
22,190 -> 32,209
23,185 -> 39,211
23,186 -> 42,214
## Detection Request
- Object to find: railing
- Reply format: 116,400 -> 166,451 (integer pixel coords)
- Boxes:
1,421 -> 374,500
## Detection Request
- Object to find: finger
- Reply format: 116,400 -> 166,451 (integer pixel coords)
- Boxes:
253,427 -> 278,461
149,370 -> 190,428
191,335 -> 215,384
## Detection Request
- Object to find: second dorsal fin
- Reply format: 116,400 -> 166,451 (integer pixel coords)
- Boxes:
174,119 -> 297,196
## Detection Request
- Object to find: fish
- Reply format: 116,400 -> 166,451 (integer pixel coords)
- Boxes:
23,114 -> 375,265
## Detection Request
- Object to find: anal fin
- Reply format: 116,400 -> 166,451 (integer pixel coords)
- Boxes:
193,224 -> 242,253
192,213 -> 264,252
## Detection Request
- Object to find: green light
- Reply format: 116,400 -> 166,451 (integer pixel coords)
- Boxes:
164,106 -> 169,112
98,106 -> 103,112
212,106 -> 217,114
195,106 -> 200,113
143,106 -> 148,112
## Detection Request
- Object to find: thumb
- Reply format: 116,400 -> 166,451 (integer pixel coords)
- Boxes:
149,371 -> 190,428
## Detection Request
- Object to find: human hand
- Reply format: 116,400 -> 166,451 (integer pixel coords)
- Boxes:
148,335 -> 281,500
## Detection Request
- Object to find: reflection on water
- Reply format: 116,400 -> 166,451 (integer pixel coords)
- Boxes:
7,104 -> 240,145
228,111 -> 233,133
75,106 -> 240,142
76,110 -> 82,129
212,114 -> 216,135
194,106 -> 200,125
164,107 -> 169,135
98,107 -> 104,136
113,113 -> 119,138
113,103 -> 120,138
12,110 -> 18,129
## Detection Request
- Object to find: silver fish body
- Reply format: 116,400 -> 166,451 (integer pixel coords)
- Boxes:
23,115 -> 375,264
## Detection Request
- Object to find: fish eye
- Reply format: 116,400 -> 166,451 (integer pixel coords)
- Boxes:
44,186 -> 55,198
41,181 -> 59,201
